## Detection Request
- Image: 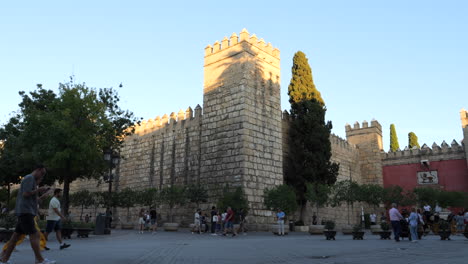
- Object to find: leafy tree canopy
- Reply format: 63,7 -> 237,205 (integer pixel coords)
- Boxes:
0,81 -> 141,214
264,184 -> 298,217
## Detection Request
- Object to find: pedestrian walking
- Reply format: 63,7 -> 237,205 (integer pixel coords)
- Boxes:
408,208 -> 419,242
138,209 -> 145,234
370,212 -> 377,225
223,207 -> 237,237
43,189 -> 71,250
276,209 -> 285,236
455,212 -> 464,234
389,203 -> 403,242
193,209 -> 201,234
0,164 -> 56,264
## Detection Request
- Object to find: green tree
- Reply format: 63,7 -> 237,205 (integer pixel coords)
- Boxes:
330,180 -> 360,225
413,187 -> 439,208
390,124 -> 399,152
116,188 -> 138,222
69,190 -> 94,221
217,186 -> 249,222
0,82 -> 140,214
160,185 -> 186,222
359,184 -> 383,209
185,184 -> 208,209
408,132 -> 420,149
137,188 -> 159,210
305,182 -> 330,220
264,184 -> 298,218
287,51 -> 324,105
285,51 -> 339,222
0,113 -> 32,210
382,185 -> 405,208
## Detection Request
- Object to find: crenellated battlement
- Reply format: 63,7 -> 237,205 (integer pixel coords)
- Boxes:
133,104 -> 203,136
204,28 -> 280,59
382,139 -> 465,166
345,119 -> 382,133
330,133 -> 357,151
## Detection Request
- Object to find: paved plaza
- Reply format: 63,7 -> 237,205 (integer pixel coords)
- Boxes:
7,230 -> 468,264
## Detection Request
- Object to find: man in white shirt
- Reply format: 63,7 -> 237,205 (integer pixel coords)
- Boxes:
370,213 -> 377,225
44,189 -> 70,250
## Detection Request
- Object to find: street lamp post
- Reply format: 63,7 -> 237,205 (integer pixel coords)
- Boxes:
104,149 -> 120,209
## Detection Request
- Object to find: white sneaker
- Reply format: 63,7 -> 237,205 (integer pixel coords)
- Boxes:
37,258 -> 56,264
411,240 -> 418,243
0,260 -> 12,264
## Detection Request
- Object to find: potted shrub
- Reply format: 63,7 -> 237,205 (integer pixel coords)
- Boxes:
61,220 -> 74,239
438,220 -> 451,240
352,224 -> 365,240
379,222 -> 391,240
323,220 -> 336,240
160,185 -> 186,231
0,213 -> 17,242
75,221 -> 95,238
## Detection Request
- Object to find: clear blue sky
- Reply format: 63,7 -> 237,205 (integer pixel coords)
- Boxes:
1,1 -> 466,151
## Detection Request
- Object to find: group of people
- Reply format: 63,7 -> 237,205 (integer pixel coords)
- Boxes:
388,203 -> 468,243
1,165 -> 72,264
138,208 -> 158,234
193,206 -> 247,237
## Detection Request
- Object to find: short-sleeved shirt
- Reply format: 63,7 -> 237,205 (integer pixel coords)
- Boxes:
46,196 -> 61,221
277,211 -> 285,220
15,174 -> 37,216
225,210 -> 234,222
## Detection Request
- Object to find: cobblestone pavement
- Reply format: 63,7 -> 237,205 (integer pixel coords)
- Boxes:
6,230 -> 468,264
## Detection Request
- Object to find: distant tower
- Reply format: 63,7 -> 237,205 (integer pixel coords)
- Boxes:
345,120 -> 384,185
461,108 -> 468,166
201,29 -> 283,225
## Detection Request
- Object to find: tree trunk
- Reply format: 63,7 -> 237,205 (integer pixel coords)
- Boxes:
80,204 -> 84,221
63,176 -> 71,217
7,184 -> 11,211
347,202 -> 350,225
299,200 -> 306,223
126,207 -> 130,222
170,207 -> 174,222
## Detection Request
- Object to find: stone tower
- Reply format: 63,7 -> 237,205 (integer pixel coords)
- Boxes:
345,120 -> 384,185
201,29 -> 283,226
461,108 -> 468,166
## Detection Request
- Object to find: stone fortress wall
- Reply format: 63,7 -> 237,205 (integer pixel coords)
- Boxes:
70,30 -> 467,230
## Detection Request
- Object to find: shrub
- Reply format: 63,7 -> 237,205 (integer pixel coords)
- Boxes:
380,222 -> 390,231
0,213 -> 17,230
438,220 -> 450,231
324,220 -> 335,230
353,224 -> 362,232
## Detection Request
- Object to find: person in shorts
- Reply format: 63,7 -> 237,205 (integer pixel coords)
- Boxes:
223,207 -> 237,237
44,188 -> 70,250
1,164 -> 56,264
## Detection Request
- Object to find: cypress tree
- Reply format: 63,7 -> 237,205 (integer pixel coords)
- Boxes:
285,51 -> 339,222
390,124 -> 400,152
288,51 -> 324,105
408,132 -> 420,149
